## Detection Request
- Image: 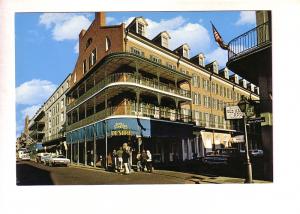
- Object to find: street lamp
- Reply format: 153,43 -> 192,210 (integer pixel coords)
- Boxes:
238,96 -> 253,183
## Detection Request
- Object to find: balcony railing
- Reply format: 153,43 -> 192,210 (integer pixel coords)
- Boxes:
67,101 -> 192,132
228,21 -> 271,61
67,72 -> 191,112
42,133 -> 65,143
193,119 -> 234,130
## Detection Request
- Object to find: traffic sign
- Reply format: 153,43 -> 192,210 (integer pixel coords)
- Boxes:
247,117 -> 265,124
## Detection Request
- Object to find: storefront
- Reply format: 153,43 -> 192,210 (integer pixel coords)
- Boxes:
66,117 -> 194,167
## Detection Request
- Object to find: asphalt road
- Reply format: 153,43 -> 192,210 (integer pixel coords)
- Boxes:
16,160 -> 200,185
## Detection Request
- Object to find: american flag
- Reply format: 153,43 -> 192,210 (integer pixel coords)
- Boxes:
211,22 -> 228,50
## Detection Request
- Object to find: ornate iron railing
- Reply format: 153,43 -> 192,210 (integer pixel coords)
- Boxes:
228,21 -> 271,60
67,101 -> 192,132
67,72 -> 191,112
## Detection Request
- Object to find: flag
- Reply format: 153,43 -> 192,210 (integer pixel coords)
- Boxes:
211,22 -> 228,50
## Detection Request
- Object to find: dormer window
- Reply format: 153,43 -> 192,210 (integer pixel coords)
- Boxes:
234,75 -> 239,84
213,62 -> 218,74
199,54 -> 205,66
224,68 -> 229,79
137,22 -> 145,35
183,47 -> 189,58
162,36 -> 168,48
175,43 -> 190,59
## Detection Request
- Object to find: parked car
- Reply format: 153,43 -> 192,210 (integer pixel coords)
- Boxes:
41,153 -> 52,165
20,152 -> 30,161
203,148 -> 243,166
36,153 -> 48,163
46,154 -> 70,167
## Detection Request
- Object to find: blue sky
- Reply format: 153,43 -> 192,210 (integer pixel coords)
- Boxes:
15,11 -> 256,137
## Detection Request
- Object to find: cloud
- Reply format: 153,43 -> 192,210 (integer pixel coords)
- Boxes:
124,16 -> 210,56
235,11 -> 256,26
39,13 -> 92,41
205,47 -> 228,68
21,105 -> 41,119
16,79 -> 57,105
106,16 -> 116,24
39,13 -> 92,53
74,41 -> 79,54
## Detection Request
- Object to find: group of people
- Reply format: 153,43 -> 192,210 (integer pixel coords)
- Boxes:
112,143 -> 153,175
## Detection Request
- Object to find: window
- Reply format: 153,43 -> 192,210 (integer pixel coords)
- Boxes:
162,36 -> 168,48
61,113 -> 64,122
61,98 -> 64,109
105,37 -> 111,51
86,38 -> 92,49
130,47 -> 144,57
216,84 -> 219,94
49,120 -> 51,128
137,22 -> 145,35
197,93 -> 201,105
83,59 -> 87,74
73,72 -> 77,83
183,48 -> 189,58
150,55 -> 161,64
166,62 -> 176,70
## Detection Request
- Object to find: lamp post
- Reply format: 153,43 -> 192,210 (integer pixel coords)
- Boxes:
105,120 -> 108,170
238,96 -> 253,183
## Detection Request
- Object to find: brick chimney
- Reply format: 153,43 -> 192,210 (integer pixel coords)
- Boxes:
95,12 -> 106,27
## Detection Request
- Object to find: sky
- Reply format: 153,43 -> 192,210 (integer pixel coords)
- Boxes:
15,11 -> 256,137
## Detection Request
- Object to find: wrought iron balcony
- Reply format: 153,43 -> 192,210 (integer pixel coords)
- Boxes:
66,101 -> 192,132
67,72 -> 191,112
228,21 -> 271,61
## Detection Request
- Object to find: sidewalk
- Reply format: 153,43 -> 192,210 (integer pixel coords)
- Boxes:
69,163 -> 270,184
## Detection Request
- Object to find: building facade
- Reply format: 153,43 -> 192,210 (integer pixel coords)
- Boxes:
227,11 -> 272,180
65,13 -> 260,167
28,74 -> 71,155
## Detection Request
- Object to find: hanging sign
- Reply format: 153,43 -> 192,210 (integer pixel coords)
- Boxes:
224,106 -> 243,120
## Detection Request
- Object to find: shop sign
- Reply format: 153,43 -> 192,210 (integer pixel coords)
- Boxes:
225,106 -> 243,120
111,122 -> 132,136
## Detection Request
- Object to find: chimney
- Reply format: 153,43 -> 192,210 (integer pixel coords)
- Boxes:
95,12 -> 106,27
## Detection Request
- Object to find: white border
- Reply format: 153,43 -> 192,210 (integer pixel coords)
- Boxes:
1,1 -> 300,214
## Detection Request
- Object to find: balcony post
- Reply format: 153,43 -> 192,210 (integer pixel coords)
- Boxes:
70,135 -> 73,164
84,128 -> 87,166
157,72 -> 160,89
84,102 -> 87,119
157,94 -> 161,119
175,98 -> 179,120
93,96 -> 96,114
136,90 -> 140,113
77,107 -> 79,122
105,93 -> 108,116
135,61 -> 139,83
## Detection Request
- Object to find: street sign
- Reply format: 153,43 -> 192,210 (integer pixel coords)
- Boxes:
247,117 -> 265,124
224,106 -> 243,120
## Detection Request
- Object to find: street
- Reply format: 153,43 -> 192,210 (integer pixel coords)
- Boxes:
16,160 -> 268,185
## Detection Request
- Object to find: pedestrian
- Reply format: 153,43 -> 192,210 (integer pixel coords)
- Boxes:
112,149 -> 117,172
146,150 -> 153,173
117,147 -> 123,171
127,145 -> 133,172
122,147 -> 130,175
141,149 -> 148,171
136,152 -> 142,172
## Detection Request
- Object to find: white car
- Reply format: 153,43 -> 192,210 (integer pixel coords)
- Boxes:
20,153 -> 30,161
46,154 -> 70,167
41,153 -> 52,165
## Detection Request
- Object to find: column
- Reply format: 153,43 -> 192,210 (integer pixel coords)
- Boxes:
77,107 -> 79,122
93,124 -> 96,168
157,94 -> 161,119
84,102 -> 87,119
136,91 -> 140,113
135,61 -> 139,83
93,96 -> 96,114
77,140 -> 79,164
181,139 -> 185,161
84,80 -> 87,93
70,135 -> 73,164
175,98 -> 179,120
84,128 -> 87,166
195,136 -> 199,157
157,72 -> 160,90
105,93 -> 108,116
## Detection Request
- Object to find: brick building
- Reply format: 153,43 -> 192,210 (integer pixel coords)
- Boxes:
64,12 -> 260,167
